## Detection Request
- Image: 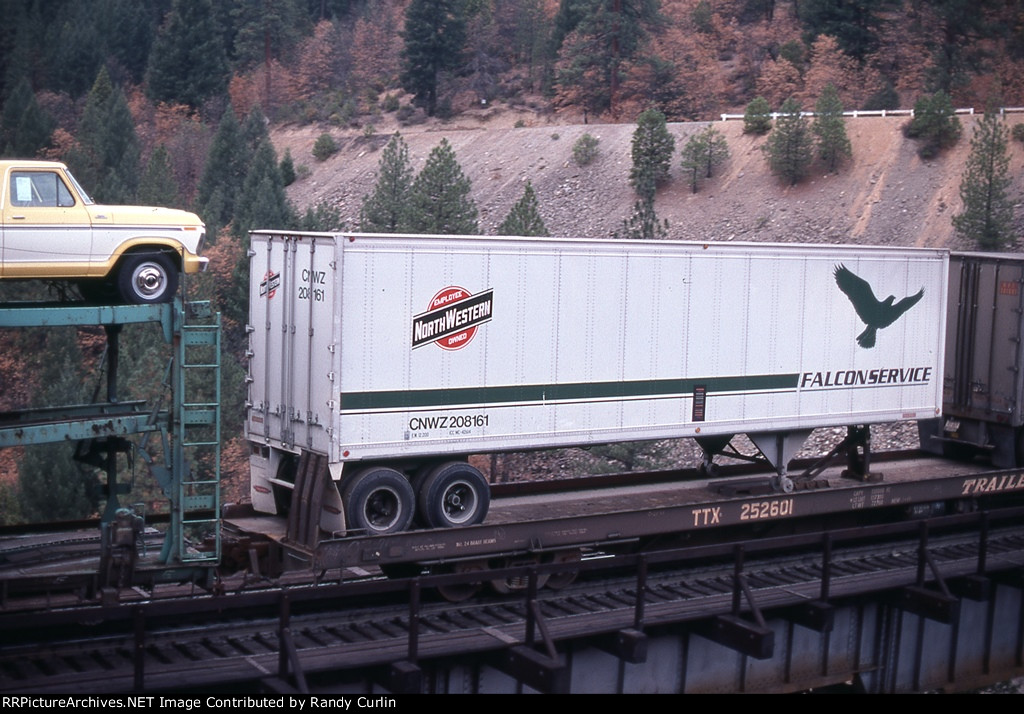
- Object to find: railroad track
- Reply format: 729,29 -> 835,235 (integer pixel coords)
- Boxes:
3,520 -> 1022,694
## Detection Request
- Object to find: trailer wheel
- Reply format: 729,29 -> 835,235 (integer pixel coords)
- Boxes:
418,461 -> 490,529
342,467 -> 415,535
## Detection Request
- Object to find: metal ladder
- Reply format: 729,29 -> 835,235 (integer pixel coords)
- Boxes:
163,300 -> 222,565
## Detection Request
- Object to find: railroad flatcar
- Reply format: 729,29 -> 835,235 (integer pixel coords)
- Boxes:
245,232 -> 947,537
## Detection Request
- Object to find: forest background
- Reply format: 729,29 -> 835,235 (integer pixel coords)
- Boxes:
1,0 -> 1023,522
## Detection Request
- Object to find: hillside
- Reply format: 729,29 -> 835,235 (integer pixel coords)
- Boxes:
275,108 -> 1024,251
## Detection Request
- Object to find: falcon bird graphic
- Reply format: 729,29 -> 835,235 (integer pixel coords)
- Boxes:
833,264 -> 924,348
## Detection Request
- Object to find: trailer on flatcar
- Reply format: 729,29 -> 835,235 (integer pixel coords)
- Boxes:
921,252 -> 1024,467
245,232 -> 948,539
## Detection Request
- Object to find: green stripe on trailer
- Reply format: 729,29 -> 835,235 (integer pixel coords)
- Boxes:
339,373 -> 801,412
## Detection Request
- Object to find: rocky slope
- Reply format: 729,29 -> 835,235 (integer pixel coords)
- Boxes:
275,108 -> 1024,251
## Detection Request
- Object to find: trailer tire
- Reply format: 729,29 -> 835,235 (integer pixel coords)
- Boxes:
418,462 -> 490,529
342,467 -> 415,535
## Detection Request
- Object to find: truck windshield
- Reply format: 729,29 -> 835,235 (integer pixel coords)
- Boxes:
64,168 -> 94,205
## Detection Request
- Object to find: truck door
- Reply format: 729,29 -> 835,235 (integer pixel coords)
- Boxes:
2,169 -> 93,277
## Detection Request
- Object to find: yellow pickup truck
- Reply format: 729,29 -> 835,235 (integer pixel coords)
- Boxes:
0,160 -> 208,303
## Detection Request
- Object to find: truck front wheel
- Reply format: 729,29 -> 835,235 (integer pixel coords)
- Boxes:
418,462 -> 490,529
118,252 -> 178,304
342,467 -> 415,535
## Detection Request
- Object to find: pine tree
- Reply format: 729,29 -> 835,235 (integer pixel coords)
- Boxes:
555,0 -> 662,116
953,110 -> 1014,249
629,107 -> 675,202
498,181 -> 548,236
279,148 -> 296,187
360,133 -> 414,233
64,68 -> 140,204
145,0 -> 229,109
401,0 -> 469,116
680,125 -> 729,193
905,91 -> 961,159
138,145 -> 180,207
195,107 -> 249,241
230,0 -> 306,70
234,139 -> 295,239
17,329 -> 97,523
743,96 -> 773,135
615,197 -> 668,240
46,3 -> 105,97
763,98 -> 814,186
813,83 -> 852,172
1,78 -> 53,158
408,139 -> 478,234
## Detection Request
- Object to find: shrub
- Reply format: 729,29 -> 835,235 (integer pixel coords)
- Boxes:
1012,123 -> 1024,144
312,133 -> 338,161
743,97 -> 773,135
572,133 -> 600,165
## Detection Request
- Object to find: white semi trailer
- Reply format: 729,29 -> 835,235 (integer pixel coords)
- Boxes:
245,232 -> 947,537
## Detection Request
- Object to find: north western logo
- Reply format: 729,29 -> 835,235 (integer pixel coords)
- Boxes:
834,264 -> 923,348
412,286 -> 493,350
259,270 -> 280,299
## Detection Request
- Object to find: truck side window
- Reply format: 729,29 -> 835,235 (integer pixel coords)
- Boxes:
9,172 -> 75,208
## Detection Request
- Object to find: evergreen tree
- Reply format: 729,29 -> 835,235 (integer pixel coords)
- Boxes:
195,107 -> 249,241
680,125 -> 729,193
300,201 -> 345,232
629,107 -> 675,202
798,0 -> 891,62
556,0 -> 663,116
17,329 -> 97,523
905,91 -> 961,159
408,139 -> 478,234
743,96 -> 773,135
763,98 -> 814,186
615,197 -> 668,240
401,0 -> 469,116
928,0 -> 998,94
234,139 -> 295,239
45,3 -> 106,97
64,68 -> 140,204
280,148 -> 296,187
138,144 -> 180,207
230,0 -> 306,70
813,83 -> 852,172
227,138 -> 296,322
1,78 -> 53,158
953,110 -> 1014,249
146,0 -> 229,109
498,181 -> 548,236
360,133 -> 414,233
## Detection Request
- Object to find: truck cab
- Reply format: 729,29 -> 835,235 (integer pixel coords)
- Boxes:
0,160 -> 207,303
